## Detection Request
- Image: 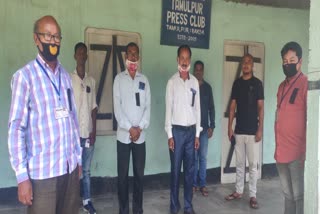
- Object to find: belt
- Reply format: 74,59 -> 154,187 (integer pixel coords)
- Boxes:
172,124 -> 196,131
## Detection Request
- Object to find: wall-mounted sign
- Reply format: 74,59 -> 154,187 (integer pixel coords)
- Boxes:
160,0 -> 212,49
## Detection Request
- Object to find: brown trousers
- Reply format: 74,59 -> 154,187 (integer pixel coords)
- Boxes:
27,166 -> 80,214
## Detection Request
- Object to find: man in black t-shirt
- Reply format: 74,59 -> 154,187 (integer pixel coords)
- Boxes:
225,54 -> 264,209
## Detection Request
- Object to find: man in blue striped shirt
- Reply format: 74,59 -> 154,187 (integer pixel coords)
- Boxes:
8,15 -> 81,214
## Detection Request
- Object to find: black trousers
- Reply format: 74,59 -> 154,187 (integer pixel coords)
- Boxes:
117,141 -> 146,214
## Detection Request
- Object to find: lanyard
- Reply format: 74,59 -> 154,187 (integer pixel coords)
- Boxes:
36,59 -> 61,100
279,72 -> 302,108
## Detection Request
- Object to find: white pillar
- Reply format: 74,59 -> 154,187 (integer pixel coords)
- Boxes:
305,0 -> 320,213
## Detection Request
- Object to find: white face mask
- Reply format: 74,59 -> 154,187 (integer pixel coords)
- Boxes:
178,63 -> 191,73
126,59 -> 139,72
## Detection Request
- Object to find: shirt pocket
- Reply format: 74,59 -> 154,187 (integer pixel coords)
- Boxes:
190,88 -> 197,107
285,88 -> 304,111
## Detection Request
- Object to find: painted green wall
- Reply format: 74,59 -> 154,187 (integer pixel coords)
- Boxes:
0,0 -> 309,188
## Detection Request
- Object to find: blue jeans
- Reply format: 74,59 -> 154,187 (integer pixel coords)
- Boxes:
170,125 -> 195,213
193,130 -> 209,187
80,138 -> 95,201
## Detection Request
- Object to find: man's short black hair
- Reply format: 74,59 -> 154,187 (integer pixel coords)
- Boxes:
126,42 -> 139,54
241,53 -> 254,64
194,60 -> 204,69
281,41 -> 302,60
177,44 -> 192,57
74,42 -> 87,54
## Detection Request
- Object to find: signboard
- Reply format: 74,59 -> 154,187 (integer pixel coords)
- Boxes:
160,0 -> 212,49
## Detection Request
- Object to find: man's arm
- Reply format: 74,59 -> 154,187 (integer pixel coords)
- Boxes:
255,80 -> 264,142
165,79 -> 173,139
130,77 -> 151,142
195,80 -> 202,139
138,77 -> 151,130
113,75 -> 132,131
228,81 -> 238,141
208,85 -> 215,138
8,71 -> 30,184
68,78 -> 82,167
194,79 -> 202,150
165,79 -> 175,151
256,100 -> 264,142
8,70 -> 33,205
89,78 -> 98,144
90,107 -> 98,144
228,99 -> 236,140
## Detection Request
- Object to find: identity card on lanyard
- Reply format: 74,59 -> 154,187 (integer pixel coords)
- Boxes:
36,59 -> 70,120
54,107 -> 69,119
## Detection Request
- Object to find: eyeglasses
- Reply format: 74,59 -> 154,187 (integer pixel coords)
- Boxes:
36,32 -> 62,43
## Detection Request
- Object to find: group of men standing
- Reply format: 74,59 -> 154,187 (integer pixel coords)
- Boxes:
225,41 -> 306,214
7,14 -> 307,214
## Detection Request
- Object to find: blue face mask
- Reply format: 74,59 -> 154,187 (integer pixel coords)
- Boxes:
282,63 -> 298,78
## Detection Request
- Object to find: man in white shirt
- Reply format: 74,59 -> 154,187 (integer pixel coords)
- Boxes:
113,42 -> 151,214
71,42 -> 98,214
165,44 -> 202,214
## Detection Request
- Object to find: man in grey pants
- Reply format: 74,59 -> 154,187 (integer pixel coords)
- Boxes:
275,41 -> 307,214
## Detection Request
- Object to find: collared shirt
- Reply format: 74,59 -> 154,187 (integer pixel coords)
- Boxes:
165,72 -> 202,139
274,71 -> 307,163
71,71 -> 98,138
113,69 -> 151,144
199,80 -> 215,131
8,54 -> 81,184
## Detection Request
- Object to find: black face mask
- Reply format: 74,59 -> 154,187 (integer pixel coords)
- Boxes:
282,63 -> 298,78
37,40 -> 60,62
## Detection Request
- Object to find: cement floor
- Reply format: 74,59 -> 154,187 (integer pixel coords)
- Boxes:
0,177 -> 283,214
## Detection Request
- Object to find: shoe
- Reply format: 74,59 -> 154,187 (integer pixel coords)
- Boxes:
170,208 -> 180,214
184,209 -> 196,214
83,201 -> 97,214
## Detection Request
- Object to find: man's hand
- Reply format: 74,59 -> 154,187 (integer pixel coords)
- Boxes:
129,127 -> 141,142
228,128 -> 234,141
168,138 -> 174,152
78,165 -> 82,178
18,179 -> 33,206
195,137 -> 200,150
89,132 -> 96,145
299,155 -> 305,169
255,130 -> 262,142
208,128 -> 214,138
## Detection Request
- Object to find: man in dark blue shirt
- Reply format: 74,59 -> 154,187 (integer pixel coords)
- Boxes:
193,60 -> 215,197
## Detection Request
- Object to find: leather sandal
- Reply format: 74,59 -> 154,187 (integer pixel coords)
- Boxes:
225,192 -> 242,201
200,187 -> 209,197
249,197 -> 259,209
193,187 -> 199,193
